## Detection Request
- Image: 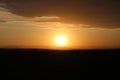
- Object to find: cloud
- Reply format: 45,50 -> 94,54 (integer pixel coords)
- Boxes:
33,16 -> 61,22
0,6 -> 88,29
0,8 -> 90,30
0,6 -> 9,13
0,17 -> 7,22
0,7 -> 60,23
0,2 -> 120,29
0,7 -> 90,30
0,7 -> 26,23
0,3 -> 6,8
0,0 -> 119,28
0,7 -> 118,30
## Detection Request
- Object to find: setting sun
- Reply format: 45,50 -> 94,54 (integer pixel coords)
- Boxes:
55,35 -> 67,47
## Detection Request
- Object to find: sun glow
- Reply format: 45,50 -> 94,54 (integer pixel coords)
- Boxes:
55,35 -> 67,47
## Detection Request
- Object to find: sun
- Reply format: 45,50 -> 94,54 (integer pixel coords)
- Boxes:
55,35 -> 67,47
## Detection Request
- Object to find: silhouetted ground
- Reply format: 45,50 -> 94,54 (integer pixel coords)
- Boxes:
0,48 -> 120,79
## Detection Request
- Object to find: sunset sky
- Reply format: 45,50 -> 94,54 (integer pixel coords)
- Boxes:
0,0 -> 120,49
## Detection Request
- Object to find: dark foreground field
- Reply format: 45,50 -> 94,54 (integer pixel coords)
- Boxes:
0,49 -> 120,78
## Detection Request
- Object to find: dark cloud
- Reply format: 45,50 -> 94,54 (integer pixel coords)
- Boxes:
0,0 -> 120,28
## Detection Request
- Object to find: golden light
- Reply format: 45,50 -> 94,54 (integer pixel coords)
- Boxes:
55,35 -> 67,47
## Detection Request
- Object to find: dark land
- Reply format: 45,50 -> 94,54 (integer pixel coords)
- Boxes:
0,48 -> 120,78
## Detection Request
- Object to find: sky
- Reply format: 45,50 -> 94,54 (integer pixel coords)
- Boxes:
0,0 -> 120,49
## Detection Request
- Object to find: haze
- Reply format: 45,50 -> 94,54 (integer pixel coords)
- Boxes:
0,0 -> 120,49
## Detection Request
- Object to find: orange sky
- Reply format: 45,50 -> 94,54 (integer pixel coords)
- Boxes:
0,22 -> 120,49
0,7 -> 120,49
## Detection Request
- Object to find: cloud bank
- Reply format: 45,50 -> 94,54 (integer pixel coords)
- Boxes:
0,0 -> 119,28
0,6 -> 91,30
0,1 -> 120,30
